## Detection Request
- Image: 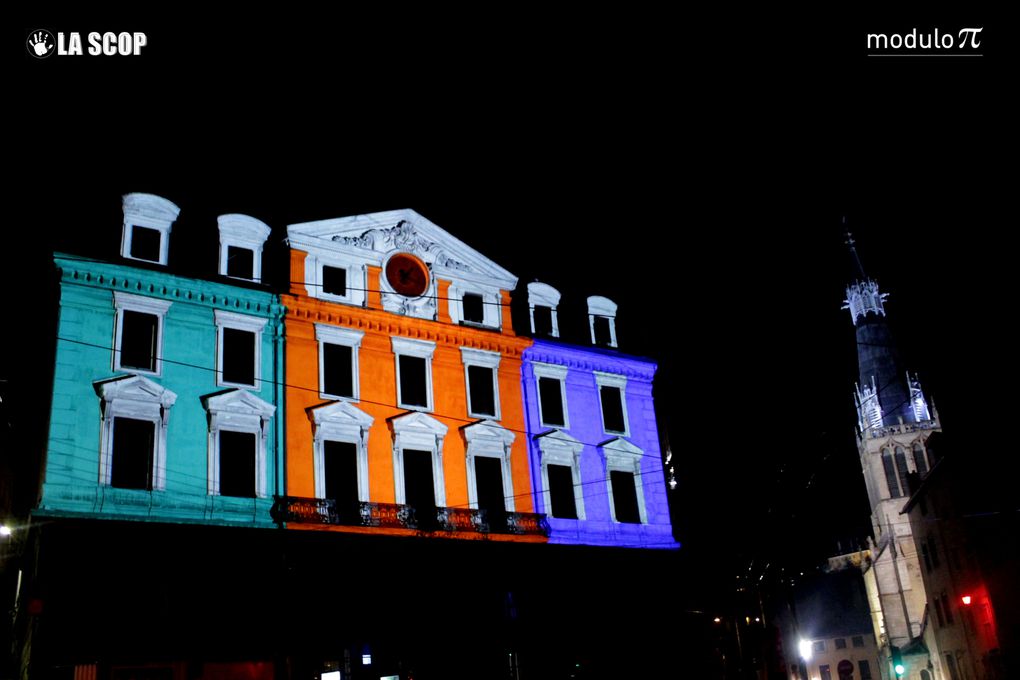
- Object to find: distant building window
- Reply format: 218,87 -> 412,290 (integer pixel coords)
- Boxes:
323,440 -> 361,522
462,293 -> 485,324
317,325 -> 363,402
835,637 -> 847,649
851,635 -> 864,648
527,282 -> 561,337
310,401 -> 373,516
813,641 -> 825,653
217,214 -> 270,281
587,295 -> 617,347
912,442 -> 929,476
225,246 -> 255,280
96,375 -> 177,492
942,591 -> 954,624
894,446 -> 910,493
881,448 -> 902,498
534,363 -> 569,429
819,664 -> 832,680
595,372 -> 629,435
461,348 -> 501,420
593,315 -> 613,346
121,193 -> 179,266
610,471 -> 641,524
391,412 -> 449,519
934,595 -> 945,627
219,430 -> 257,498
322,265 -> 348,297
114,293 -> 172,376
858,660 -> 872,680
547,464 -> 577,519
393,337 -> 435,411
110,417 -> 155,490
463,421 -> 516,522
921,542 -> 933,572
215,311 -> 267,389
928,535 -> 940,568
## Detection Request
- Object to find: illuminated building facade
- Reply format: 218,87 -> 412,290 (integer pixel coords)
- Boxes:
275,209 -> 546,542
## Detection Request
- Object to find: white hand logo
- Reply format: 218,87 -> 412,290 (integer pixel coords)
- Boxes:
29,31 -> 51,56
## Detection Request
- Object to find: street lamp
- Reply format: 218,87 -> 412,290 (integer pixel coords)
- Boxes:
798,639 -> 812,661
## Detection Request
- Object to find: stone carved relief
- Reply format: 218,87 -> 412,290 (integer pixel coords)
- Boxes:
333,219 -> 471,272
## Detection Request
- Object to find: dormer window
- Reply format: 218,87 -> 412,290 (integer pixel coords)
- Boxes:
217,214 -> 271,282
121,193 -> 180,266
527,282 -> 561,338
587,296 -> 618,348
448,283 -> 500,329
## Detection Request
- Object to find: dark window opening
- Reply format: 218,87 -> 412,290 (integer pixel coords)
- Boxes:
222,327 -> 256,386
819,664 -> 832,680
611,470 -> 641,523
894,447 -> 910,495
593,315 -> 613,346
533,305 -> 553,336
913,442 -> 929,476
538,377 -> 564,427
226,246 -> 255,280
942,591 -> 954,624
398,355 -> 428,408
835,638 -> 847,649
324,440 -> 360,523
219,430 -> 256,498
928,535 -> 940,568
600,385 -> 626,433
120,310 -> 159,371
858,660 -> 872,680
403,449 -> 437,530
111,417 -> 155,490
851,635 -> 864,648
130,226 -> 162,262
467,365 -> 496,417
882,451 -> 902,498
921,542 -> 933,572
322,266 -> 347,297
548,464 -> 577,519
475,456 -> 506,529
462,293 -> 484,324
944,655 -> 961,680
934,596 -> 945,627
323,343 -> 354,398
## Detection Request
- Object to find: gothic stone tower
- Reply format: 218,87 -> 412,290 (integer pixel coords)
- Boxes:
844,233 -> 940,678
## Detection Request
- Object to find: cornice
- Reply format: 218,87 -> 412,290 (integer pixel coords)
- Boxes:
55,255 -> 284,320
282,294 -> 531,359
524,347 -> 656,382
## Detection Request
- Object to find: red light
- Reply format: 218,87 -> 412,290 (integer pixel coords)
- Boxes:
961,595 -> 973,606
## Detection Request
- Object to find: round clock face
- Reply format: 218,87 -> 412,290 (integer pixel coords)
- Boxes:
385,253 -> 429,297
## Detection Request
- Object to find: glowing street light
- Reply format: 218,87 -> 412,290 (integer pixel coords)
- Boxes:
0,525 -> 11,537
798,639 -> 812,661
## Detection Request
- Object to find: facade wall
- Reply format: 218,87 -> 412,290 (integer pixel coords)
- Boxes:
40,255 -> 283,526
522,339 -> 676,548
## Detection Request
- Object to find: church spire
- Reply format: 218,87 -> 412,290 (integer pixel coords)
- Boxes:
841,222 -> 928,431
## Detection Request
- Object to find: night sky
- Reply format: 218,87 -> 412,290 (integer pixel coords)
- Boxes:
7,10 -> 1010,607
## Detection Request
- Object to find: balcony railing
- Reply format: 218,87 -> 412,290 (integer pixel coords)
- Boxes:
272,496 -> 549,537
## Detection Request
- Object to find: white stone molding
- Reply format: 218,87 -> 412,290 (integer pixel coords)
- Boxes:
460,347 -> 502,420
600,437 -> 648,524
536,429 -> 585,520
532,362 -> 570,430
391,336 -> 437,411
309,401 -> 374,502
380,250 -> 437,321
462,420 -> 516,512
391,411 -> 449,507
113,292 -> 173,376
202,389 -> 276,498
217,214 -> 271,281
594,371 -> 630,436
214,310 -> 268,389
120,193 -> 179,265
587,295 -> 618,347
316,324 -> 365,401
842,280 -> 888,326
527,282 -> 561,337
94,375 -> 178,491
448,281 -> 502,329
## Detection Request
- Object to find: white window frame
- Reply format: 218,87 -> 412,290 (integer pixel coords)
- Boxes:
447,282 -> 501,329
463,421 -> 516,512
203,389 -> 276,498
533,362 -> 570,430
392,336 -> 436,412
391,411 -> 448,507
601,437 -> 648,524
217,214 -> 271,281
587,295 -> 618,348
304,252 -> 367,307
94,375 -> 177,491
316,324 -> 364,401
309,401 -> 374,502
527,281 -> 561,337
460,347 -> 501,420
215,310 -> 268,389
594,371 -> 630,436
113,292 -> 172,376
120,193 -> 179,266
536,429 -> 585,520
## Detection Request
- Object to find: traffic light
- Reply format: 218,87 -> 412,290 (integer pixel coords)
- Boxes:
891,645 -> 905,678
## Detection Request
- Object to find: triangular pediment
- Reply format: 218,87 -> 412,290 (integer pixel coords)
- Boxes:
389,410 -> 449,436
598,437 -> 643,457
309,400 -> 374,428
535,428 -> 584,454
202,388 -> 276,418
94,374 -> 177,407
462,419 -> 515,446
288,209 -> 517,289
